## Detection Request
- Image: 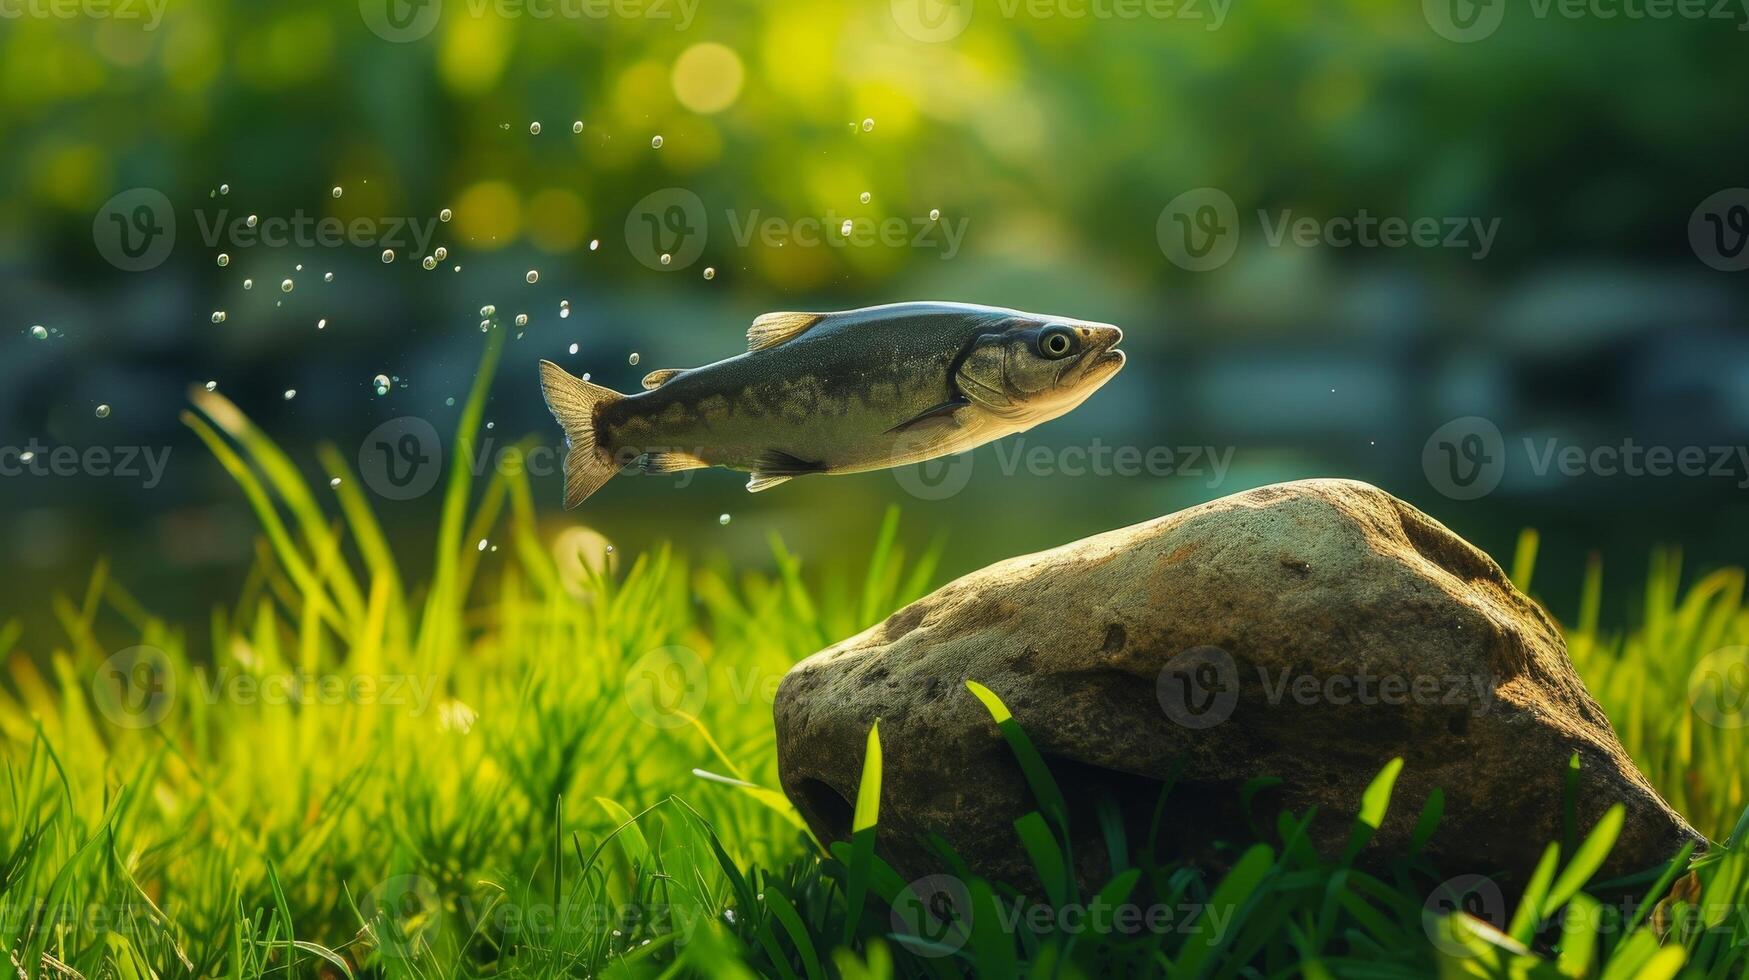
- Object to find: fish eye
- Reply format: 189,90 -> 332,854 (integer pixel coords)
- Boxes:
1038,327 -> 1076,359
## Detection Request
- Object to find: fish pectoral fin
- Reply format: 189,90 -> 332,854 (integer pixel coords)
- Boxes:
641,369 -> 685,390
746,450 -> 825,491
747,312 -> 824,352
642,451 -> 711,474
884,397 -> 970,434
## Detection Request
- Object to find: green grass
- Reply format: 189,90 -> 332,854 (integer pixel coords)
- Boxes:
2,333 -> 1747,978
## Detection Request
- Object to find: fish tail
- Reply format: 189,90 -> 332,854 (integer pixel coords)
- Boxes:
538,360 -> 625,508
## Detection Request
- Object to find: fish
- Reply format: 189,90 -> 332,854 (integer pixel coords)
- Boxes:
537,301 -> 1125,508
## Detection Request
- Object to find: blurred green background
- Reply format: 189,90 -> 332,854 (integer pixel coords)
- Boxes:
4,0 -> 1749,638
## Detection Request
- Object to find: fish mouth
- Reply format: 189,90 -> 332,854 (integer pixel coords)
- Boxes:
1083,324 -> 1125,382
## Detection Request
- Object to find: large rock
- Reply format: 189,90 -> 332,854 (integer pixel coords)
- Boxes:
774,480 -> 1703,891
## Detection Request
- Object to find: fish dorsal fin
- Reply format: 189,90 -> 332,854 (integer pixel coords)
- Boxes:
641,368 -> 684,390
747,311 -> 823,352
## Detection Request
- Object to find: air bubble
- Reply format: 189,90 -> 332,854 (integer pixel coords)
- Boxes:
526,270 -> 539,284
440,208 -> 453,222
217,253 -> 230,267
382,249 -> 395,263
703,267 -> 715,280
95,404 -> 111,418
211,311 -> 227,323
30,325 -> 48,339
651,135 -> 664,148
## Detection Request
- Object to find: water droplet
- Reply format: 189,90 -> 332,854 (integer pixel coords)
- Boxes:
526,270 -> 539,284
246,214 -> 258,228
568,342 -> 579,354
30,325 -> 48,340
211,311 -> 227,324
703,267 -> 716,280
718,513 -> 731,525
332,186 -> 343,198
651,135 -> 664,149
929,208 -> 941,221
423,255 -> 437,270
216,253 -> 230,267
283,389 -> 297,400
573,120 -> 584,133
381,249 -> 395,263
589,239 -> 599,251
94,404 -> 111,418
280,278 -> 294,293
330,477 -> 342,488
860,191 -> 871,204
204,380 -> 217,391
243,278 -> 254,290
861,117 -> 874,132
440,208 -> 453,222
373,373 -> 391,394
529,121 -> 542,135
660,253 -> 672,265
515,313 -> 528,326
628,352 -> 640,366
434,246 -> 448,261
